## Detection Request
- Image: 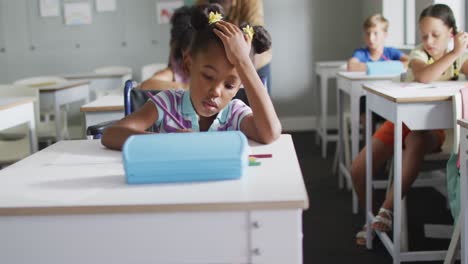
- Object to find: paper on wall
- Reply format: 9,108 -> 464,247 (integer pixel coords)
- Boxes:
96,0 -> 116,12
64,2 -> 92,25
39,0 -> 60,17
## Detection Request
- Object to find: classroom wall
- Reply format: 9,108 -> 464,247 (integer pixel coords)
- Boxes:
306,0 -> 364,127
0,0 -> 365,130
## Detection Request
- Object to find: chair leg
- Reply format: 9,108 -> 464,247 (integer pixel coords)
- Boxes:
444,216 -> 460,264
332,140 -> 339,175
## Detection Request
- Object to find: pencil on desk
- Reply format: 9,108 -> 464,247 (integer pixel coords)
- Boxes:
146,91 -> 187,130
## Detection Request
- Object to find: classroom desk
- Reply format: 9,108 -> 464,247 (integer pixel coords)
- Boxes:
0,135 -> 309,263
63,72 -> 131,100
0,97 -> 37,153
34,80 -> 90,141
336,71 -> 400,214
363,81 -> 466,263
314,60 -> 346,158
80,94 -> 124,127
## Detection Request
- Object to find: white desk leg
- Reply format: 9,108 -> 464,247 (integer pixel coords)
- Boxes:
54,96 -> 63,141
321,76 -> 328,158
350,88 -> 360,214
366,101 -> 373,249
337,86 -> 344,189
462,129 -> 468,264
393,112 -> 403,264
27,104 -> 38,153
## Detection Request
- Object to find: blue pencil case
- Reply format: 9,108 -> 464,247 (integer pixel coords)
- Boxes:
122,131 -> 249,184
366,61 -> 405,76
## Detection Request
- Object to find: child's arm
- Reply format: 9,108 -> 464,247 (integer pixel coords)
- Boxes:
347,57 -> 367,72
214,21 -> 281,144
140,68 -> 188,90
412,32 -> 468,83
462,57 -> 468,75
400,53 -> 409,69
101,102 -> 159,150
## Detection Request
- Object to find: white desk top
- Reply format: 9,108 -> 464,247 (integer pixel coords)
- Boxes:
337,71 -> 401,80
363,81 -> 467,103
0,135 -> 309,216
80,94 -> 124,112
26,80 -> 90,92
0,97 -> 35,111
63,72 -> 129,79
316,60 -> 347,68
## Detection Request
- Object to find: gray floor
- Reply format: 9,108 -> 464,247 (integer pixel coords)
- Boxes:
292,131 -> 455,264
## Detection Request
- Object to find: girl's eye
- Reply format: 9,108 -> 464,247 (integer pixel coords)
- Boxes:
203,74 -> 214,81
225,83 -> 235,89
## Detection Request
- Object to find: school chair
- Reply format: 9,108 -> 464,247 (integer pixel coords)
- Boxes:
13,76 -> 69,143
86,80 -> 160,139
444,86 -> 468,263
141,63 -> 167,82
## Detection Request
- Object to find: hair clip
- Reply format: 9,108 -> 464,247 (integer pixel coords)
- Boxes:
243,25 -> 255,41
208,11 -> 223,24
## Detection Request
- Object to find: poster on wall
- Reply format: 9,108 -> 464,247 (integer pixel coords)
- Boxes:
156,1 -> 184,24
96,0 -> 117,12
39,0 -> 60,17
64,2 -> 93,25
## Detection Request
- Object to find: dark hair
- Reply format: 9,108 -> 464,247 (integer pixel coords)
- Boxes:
170,6 -> 195,62
190,4 -> 272,57
419,4 -> 458,34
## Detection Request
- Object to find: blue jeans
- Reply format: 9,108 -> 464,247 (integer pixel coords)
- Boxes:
234,63 -> 271,106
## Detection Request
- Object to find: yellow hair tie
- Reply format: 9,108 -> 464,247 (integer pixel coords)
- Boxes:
208,11 -> 223,24
427,57 -> 434,64
243,25 -> 254,41
454,67 -> 460,76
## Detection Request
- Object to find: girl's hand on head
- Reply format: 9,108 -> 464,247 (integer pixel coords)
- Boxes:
453,31 -> 468,57
213,21 -> 251,66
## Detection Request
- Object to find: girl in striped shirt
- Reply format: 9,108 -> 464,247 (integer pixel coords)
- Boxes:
102,4 -> 281,150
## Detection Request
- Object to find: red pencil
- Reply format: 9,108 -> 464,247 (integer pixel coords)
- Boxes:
249,154 -> 272,159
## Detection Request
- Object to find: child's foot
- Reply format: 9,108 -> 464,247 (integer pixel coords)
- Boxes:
371,207 -> 393,232
355,224 -> 374,246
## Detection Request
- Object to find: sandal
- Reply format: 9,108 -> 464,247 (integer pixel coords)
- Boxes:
355,224 -> 374,246
371,207 -> 393,232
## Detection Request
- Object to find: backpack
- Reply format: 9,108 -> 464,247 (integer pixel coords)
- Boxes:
446,87 -> 468,221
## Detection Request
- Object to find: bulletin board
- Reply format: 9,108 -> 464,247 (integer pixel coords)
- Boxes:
25,0 -> 126,51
